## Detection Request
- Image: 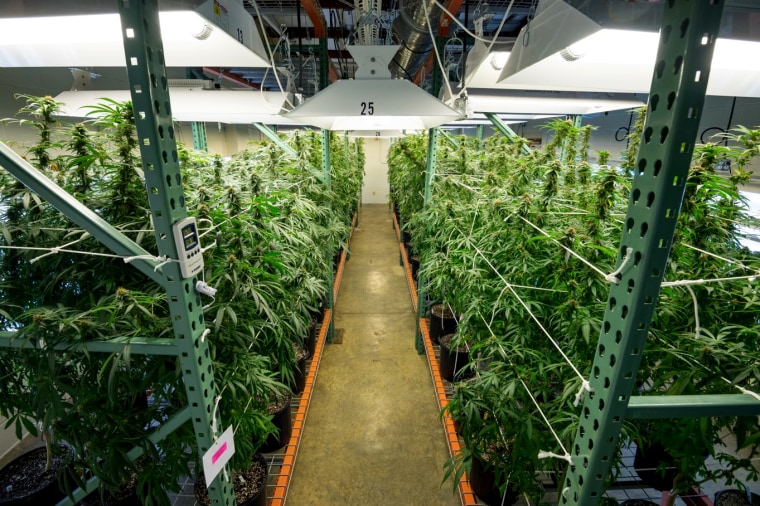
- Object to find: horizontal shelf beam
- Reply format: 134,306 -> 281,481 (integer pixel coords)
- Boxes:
627,394 -> 760,419
0,142 -> 165,286
0,332 -> 179,356
55,407 -> 192,506
252,123 -> 326,183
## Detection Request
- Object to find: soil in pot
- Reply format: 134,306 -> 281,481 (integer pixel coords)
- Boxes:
195,453 -> 268,506
289,345 -> 310,395
439,333 -> 470,382
621,501 -> 659,506
259,392 -> 293,453
633,441 -> 677,492
0,445 -> 71,505
715,490 -> 752,506
469,452 -> 519,506
428,304 -> 457,344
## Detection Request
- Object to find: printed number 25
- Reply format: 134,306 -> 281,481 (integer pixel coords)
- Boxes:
361,101 -> 375,115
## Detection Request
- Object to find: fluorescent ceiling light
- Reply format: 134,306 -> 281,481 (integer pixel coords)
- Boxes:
53,89 -> 297,124
0,11 -> 270,68
495,0 -> 760,97
284,45 -> 461,131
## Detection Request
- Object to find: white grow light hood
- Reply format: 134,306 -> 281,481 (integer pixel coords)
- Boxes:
284,45 -> 461,131
54,88 -> 297,125
0,2 -> 270,68
495,0 -> 760,97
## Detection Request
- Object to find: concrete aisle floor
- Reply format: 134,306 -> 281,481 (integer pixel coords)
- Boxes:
286,204 -> 460,506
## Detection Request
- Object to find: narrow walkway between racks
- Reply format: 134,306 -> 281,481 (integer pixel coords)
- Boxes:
286,204 -> 459,505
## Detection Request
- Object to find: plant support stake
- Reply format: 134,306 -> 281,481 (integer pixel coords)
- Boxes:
561,2 -> 725,505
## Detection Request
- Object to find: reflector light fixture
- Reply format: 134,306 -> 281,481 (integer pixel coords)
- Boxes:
496,0 -> 760,97
284,45 -> 461,131
54,89 -> 297,125
0,11 -> 270,68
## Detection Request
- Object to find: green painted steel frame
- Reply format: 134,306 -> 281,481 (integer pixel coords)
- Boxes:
191,121 -> 208,152
0,143 -> 164,286
117,1 -> 234,504
54,407 -> 192,506
484,113 -> 531,156
561,2 -> 728,505
415,128 -> 439,354
251,122 -> 326,182
0,332 -> 178,356
627,395 -> 760,419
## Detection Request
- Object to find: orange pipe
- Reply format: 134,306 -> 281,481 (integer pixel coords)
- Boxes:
299,0 -> 341,83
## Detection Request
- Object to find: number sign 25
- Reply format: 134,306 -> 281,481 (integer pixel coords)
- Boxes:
360,101 -> 375,115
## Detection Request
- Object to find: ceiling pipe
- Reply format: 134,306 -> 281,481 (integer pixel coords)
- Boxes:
299,0 -> 341,83
412,0 -> 466,85
390,0 -> 443,80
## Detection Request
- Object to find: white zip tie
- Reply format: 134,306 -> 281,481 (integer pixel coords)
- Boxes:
538,451 -> 572,464
605,247 -> 633,283
736,385 -> 760,403
573,379 -> 592,407
200,328 -> 211,343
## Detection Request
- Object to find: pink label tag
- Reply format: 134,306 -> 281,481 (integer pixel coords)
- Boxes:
211,442 -> 228,464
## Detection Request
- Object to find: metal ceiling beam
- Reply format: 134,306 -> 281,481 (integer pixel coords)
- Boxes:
300,0 -> 341,83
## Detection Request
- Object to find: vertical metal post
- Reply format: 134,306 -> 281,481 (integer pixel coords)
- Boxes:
322,129 -> 335,343
561,2 -> 724,505
415,128 -> 439,353
319,38 -> 329,91
191,121 -> 208,152
117,2 -> 234,505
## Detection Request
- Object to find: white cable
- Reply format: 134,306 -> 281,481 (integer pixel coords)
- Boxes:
28,235 -> 89,263
518,215 -> 627,283
200,328 -> 211,343
518,374 -> 572,462
735,385 -> 760,403
421,0 -> 455,100
682,243 -> 754,271
685,285 -> 701,341
662,273 -> 758,287
470,240 -> 588,385
249,0 -> 296,109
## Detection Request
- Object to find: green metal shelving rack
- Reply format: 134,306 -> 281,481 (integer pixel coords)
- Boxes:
0,1 -> 235,504
561,1 -> 760,504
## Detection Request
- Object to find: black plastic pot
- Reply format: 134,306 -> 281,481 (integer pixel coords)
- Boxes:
409,255 -> 420,281
290,346 -> 311,395
260,393 -> 293,453
428,303 -> 457,344
306,317 -> 319,357
633,441 -> 677,492
469,453 -> 518,506
621,501 -> 659,506
715,489 -> 752,506
439,334 -> 469,382
0,446 -> 71,505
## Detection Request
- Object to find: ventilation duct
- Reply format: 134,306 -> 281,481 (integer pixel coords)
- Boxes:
389,0 -> 441,80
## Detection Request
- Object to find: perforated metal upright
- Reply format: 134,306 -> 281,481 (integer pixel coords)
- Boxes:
561,2 -> 724,504
117,1 -> 234,504
415,127 -> 439,354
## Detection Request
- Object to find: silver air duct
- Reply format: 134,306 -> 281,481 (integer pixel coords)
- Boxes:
389,0 -> 441,80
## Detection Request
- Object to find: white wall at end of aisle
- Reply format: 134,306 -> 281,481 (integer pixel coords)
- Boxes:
362,137 -> 390,204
